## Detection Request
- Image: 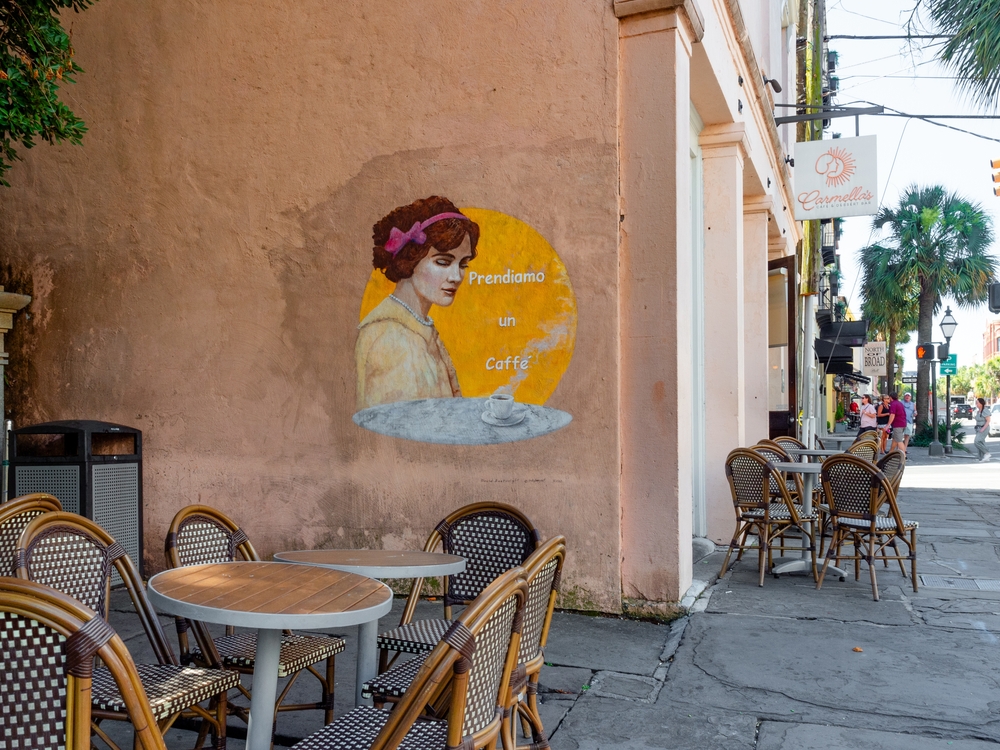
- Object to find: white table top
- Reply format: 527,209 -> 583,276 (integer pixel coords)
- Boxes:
771,461 -> 824,474
273,549 -> 466,578
147,561 -> 393,630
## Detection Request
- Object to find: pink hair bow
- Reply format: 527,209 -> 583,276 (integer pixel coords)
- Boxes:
383,212 -> 467,256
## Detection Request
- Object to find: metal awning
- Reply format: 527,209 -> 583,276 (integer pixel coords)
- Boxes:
814,338 -> 853,363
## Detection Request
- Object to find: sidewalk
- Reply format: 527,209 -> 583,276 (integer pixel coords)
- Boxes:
104,447 -> 1000,749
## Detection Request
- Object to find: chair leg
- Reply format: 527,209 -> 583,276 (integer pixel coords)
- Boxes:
867,535 -> 880,601
758,527 -> 769,587
807,521 -> 818,582
324,656 -> 336,725
718,523 -> 744,578
910,529 -> 919,593
817,528 -> 842,590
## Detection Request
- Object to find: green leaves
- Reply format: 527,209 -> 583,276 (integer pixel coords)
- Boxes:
0,0 -> 97,186
922,0 -> 1000,110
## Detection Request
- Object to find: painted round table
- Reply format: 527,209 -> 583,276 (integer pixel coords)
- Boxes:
352,397 -> 572,444
273,549 -> 466,704
147,561 -> 392,750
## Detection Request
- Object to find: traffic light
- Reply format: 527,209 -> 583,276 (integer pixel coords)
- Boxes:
916,342 -> 935,361
993,159 -> 1000,196
990,282 -> 1000,313
936,343 -> 949,360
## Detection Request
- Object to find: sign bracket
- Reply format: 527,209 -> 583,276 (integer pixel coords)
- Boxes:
774,106 -> 884,126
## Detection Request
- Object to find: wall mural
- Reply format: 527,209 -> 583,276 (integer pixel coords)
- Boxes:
353,196 -> 576,445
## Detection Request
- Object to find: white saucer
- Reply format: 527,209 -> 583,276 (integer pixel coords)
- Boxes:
481,408 -> 527,427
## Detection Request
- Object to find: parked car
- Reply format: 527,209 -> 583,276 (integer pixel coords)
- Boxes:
990,405 -> 1000,437
954,403 -> 973,419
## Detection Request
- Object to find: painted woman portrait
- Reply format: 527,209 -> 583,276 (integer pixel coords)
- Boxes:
355,196 -> 480,409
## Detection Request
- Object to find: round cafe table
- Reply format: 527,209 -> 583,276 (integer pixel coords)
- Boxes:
147,561 -> 392,750
273,549 -> 466,705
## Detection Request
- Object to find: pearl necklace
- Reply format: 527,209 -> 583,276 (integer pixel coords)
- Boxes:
389,294 -> 434,327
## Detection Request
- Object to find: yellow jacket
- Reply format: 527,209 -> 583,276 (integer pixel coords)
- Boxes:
355,296 -> 462,409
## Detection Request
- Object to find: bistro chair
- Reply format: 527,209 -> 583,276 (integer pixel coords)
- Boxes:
364,536 -> 566,750
846,439 -> 879,462
165,504 -> 345,726
0,492 -> 61,575
816,454 -> 919,601
719,448 -> 818,587
290,568 -> 527,750
752,443 -> 806,506
377,502 -> 540,672
0,577 -> 168,750
15,511 -> 238,750
877,449 -> 906,495
773,435 -> 807,451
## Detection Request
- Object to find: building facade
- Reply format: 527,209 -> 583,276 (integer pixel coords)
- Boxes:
984,320 -> 1000,363
0,0 -> 802,612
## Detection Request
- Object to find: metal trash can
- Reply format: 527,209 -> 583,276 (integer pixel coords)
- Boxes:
9,420 -> 143,580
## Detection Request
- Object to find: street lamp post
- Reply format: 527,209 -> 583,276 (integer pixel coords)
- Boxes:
940,307 -> 958,456
929,358 -> 943,456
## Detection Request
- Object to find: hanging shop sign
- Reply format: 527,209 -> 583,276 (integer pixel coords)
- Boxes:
794,135 -> 878,220
861,340 -> 887,378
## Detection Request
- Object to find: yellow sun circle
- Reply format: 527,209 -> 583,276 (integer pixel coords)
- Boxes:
359,207 -> 577,405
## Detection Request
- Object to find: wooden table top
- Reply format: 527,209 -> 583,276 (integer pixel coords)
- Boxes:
147,561 -> 393,630
273,549 -> 466,578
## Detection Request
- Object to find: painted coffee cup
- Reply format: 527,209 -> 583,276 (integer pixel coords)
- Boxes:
488,393 -> 515,420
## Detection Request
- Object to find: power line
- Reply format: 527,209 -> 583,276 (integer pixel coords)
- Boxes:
826,34 -> 950,40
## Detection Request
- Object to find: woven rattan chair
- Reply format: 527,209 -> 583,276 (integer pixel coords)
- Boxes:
291,568 -> 527,750
719,448 -> 818,587
773,436 -> 807,451
363,537 -> 566,750
846,439 -> 878,462
377,502 -> 540,672
15,511 -> 239,750
0,577 -> 168,750
816,454 -> 919,601
164,504 -> 345,726
0,493 -> 61,575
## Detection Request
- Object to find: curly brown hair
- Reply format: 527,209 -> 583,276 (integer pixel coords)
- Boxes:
372,196 -> 480,282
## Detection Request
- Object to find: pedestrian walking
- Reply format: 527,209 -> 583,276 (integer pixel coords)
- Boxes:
901,392 -> 917,454
975,397 -> 991,462
858,394 -> 878,438
888,391 -> 907,453
876,394 -> 892,453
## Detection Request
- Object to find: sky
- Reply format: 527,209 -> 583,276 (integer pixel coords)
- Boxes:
819,0 -> 1000,374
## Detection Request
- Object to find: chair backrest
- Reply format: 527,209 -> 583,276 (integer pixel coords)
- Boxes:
820,454 -> 896,524
773,436 -> 807,450
876,449 -> 906,494
846,440 -> 878,462
751,444 -> 803,500
725,448 -> 803,523
0,577 -> 167,750
165,504 -> 259,569
15,512 -> 176,666
370,568 -> 527,750
0,493 -> 61,576
517,536 -> 566,667
399,502 -> 539,622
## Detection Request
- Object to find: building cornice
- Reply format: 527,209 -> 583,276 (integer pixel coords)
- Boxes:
613,0 -> 705,41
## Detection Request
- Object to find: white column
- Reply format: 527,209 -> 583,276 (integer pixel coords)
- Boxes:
743,198 -> 772,443
700,123 -> 748,543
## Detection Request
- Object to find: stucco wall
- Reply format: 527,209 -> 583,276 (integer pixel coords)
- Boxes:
0,0 -> 623,610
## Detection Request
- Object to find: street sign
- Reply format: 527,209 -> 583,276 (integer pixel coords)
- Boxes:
902,375 -> 917,384
862,341 -> 886,377
940,353 -> 958,376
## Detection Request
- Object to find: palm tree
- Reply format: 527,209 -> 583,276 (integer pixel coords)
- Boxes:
862,185 -> 996,420
860,245 -> 919,391
919,0 -> 1000,109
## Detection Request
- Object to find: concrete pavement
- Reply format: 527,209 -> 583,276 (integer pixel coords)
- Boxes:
102,443 -> 1000,749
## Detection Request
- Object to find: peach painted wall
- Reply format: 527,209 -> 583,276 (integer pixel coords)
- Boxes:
0,0 -> 623,610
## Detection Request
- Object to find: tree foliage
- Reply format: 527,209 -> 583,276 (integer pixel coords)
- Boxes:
862,184 -> 996,414
0,0 -> 95,186
918,0 -> 1000,110
860,242 -> 919,391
